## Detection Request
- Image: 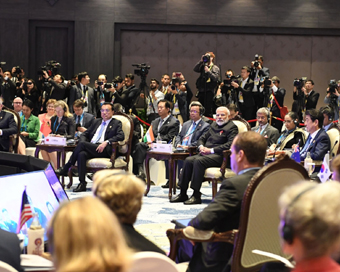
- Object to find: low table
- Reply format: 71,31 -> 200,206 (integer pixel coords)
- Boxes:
144,151 -> 190,200
35,144 -> 76,188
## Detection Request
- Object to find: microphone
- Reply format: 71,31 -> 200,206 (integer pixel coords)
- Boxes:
330,140 -> 338,158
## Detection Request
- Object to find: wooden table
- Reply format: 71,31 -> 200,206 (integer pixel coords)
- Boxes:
35,144 -> 76,188
144,151 -> 190,200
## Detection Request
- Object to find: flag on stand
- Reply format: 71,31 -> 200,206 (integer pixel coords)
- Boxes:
291,141 -> 301,163
143,125 -> 154,143
17,189 -> 33,233
317,156 -> 331,183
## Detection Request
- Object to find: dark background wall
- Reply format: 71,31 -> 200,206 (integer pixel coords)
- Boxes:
1,0 -> 340,110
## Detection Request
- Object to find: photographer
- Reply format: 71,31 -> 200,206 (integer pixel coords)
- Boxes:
0,68 -> 16,108
293,79 -> 319,122
140,78 -> 164,123
194,52 -> 220,117
250,54 -> 270,110
324,80 -> 340,121
41,71 -> 67,112
259,76 -> 286,131
214,69 -> 237,107
68,71 -> 96,115
231,66 -> 255,122
11,66 -> 25,82
110,76 -> 124,102
94,74 -> 111,118
17,78 -> 40,116
165,77 -> 187,125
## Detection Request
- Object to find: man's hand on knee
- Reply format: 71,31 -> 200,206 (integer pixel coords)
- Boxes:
96,141 -> 108,153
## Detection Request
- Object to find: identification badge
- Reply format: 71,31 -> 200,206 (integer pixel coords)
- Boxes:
254,77 -> 260,86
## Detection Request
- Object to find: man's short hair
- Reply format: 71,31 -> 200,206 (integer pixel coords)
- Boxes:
113,76 -> 123,83
73,99 -> 84,108
161,74 -> 170,79
305,109 -> 323,128
271,76 -> 280,83
101,102 -> 114,111
242,66 -> 251,73
98,74 -> 107,80
226,69 -> 234,75
233,131 -> 267,165
227,103 -> 239,112
56,74 -> 65,82
320,106 -> 335,121
158,99 -> 171,110
150,78 -> 160,85
257,107 -> 270,117
306,79 -> 314,85
258,55 -> 264,62
78,72 -> 89,82
125,73 -> 134,80
4,70 -> 12,76
113,103 -> 123,113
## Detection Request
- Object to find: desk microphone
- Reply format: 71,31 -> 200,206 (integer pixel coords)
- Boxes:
330,140 -> 339,158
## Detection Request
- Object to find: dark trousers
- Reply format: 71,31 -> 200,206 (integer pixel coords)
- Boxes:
179,154 -> 223,192
239,103 -> 255,127
198,91 -> 214,118
67,141 -> 110,183
165,160 -> 184,180
132,142 -> 149,174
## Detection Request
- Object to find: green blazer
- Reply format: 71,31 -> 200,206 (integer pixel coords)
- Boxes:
20,114 -> 40,142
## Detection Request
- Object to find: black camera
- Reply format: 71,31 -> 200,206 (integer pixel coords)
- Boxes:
132,63 -> 150,78
293,77 -> 307,88
261,76 -> 271,88
13,66 -> 22,75
38,60 -> 61,77
97,81 -> 104,86
104,83 -> 113,89
327,79 -> 337,94
223,75 -> 239,86
75,123 -> 81,130
202,54 -> 211,65
0,61 -> 6,68
253,54 -> 260,68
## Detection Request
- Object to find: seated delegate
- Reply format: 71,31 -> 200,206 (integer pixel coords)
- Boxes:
0,98 -> 18,152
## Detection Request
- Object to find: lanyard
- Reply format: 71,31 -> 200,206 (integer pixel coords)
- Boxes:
53,118 -> 62,132
21,117 -> 28,132
77,113 -> 84,124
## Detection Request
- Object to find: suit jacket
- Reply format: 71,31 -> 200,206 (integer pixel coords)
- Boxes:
0,110 -> 18,151
68,84 -> 96,115
252,123 -> 279,146
165,91 -> 188,122
151,115 -> 180,143
197,120 -> 238,155
121,223 -> 165,255
20,114 -> 40,142
236,78 -> 255,108
300,129 -> 330,161
270,88 -> 285,118
50,116 -> 76,139
293,90 -> 320,110
80,118 -> 124,153
175,119 -> 210,147
0,229 -> 23,272
189,169 -> 259,272
73,112 -> 95,129
112,85 -> 140,113
193,62 -> 220,92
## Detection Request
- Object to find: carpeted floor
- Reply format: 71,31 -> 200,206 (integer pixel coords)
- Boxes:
65,176 -> 217,253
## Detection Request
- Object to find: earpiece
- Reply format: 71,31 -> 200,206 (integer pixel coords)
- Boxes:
189,101 -> 205,116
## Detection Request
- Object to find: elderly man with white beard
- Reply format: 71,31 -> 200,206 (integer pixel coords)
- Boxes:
170,106 -> 239,205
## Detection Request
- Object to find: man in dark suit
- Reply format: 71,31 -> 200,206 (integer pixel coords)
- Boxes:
132,99 -> 180,180
68,72 -> 96,115
251,107 -> 280,147
165,78 -> 188,124
72,99 -> 95,136
231,66 -> 255,123
320,106 -> 338,132
171,106 -> 238,205
180,131 -> 267,272
300,109 -> 330,161
56,102 -> 124,192
0,99 -> 18,152
0,229 -> 23,272
293,79 -> 320,122
162,101 -> 211,188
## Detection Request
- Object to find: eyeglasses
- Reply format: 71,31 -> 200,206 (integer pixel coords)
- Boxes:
27,82 -> 33,85
14,102 -> 22,104
100,109 -> 111,113
190,110 -> 199,114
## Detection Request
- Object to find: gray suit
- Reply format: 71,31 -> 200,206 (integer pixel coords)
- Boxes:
251,123 -> 279,146
68,84 -> 96,115
175,119 -> 210,147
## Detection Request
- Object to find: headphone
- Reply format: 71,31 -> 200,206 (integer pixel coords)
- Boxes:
281,186 -> 316,244
189,101 -> 205,116
321,106 -> 334,121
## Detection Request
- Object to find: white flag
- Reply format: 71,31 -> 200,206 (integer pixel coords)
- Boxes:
317,156 -> 331,183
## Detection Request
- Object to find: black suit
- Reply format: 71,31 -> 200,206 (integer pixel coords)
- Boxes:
132,115 -> 180,174
112,85 -> 140,114
269,87 -> 286,131
293,89 -> 320,121
66,118 -> 124,183
0,110 -> 18,152
187,169 -> 260,272
68,84 -> 96,115
0,229 -> 23,272
300,129 -> 330,161
179,121 -> 238,193
130,114 -> 141,152
236,78 -> 255,122
165,91 -> 188,123
50,116 -> 76,140
121,223 -> 165,255
73,112 -> 95,129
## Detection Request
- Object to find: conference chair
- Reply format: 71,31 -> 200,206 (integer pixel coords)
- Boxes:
327,125 -> 340,159
3,106 -> 20,153
201,115 -> 250,198
167,155 -> 309,272
68,112 -> 134,186
0,261 -> 18,272
129,252 -> 180,272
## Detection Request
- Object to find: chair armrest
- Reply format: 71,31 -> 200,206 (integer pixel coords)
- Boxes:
188,146 -> 197,156
166,226 -> 238,261
109,142 -> 119,165
220,150 -> 231,177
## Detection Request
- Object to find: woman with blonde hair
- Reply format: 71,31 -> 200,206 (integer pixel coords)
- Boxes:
47,197 -> 131,272
38,98 -> 56,136
279,181 -> 340,272
41,100 -> 75,168
93,170 -> 165,254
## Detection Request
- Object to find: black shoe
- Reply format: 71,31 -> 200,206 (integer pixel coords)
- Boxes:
87,173 -> 93,181
73,182 -> 87,192
55,166 -> 69,176
161,181 -> 169,188
170,194 -> 188,203
184,195 -> 202,205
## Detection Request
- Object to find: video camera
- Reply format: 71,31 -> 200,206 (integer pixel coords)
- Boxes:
132,63 -> 150,78
293,77 -> 307,89
38,60 -> 61,77
327,79 -> 338,94
223,75 -> 240,86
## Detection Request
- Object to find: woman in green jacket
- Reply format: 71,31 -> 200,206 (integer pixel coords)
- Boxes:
18,99 -> 40,155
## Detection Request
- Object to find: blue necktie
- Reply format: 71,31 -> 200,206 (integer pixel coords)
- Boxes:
91,121 -> 106,144
300,136 -> 311,155
182,122 -> 197,146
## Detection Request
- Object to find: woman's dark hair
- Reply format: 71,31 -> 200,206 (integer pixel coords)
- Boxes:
23,99 -> 34,110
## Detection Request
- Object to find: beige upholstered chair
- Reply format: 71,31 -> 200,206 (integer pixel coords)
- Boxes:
204,115 -> 250,198
2,106 -> 20,153
167,155 -> 309,272
129,252 -> 180,272
0,261 -> 18,272
327,126 -> 340,159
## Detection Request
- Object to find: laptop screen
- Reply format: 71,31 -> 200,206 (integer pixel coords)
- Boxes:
44,164 -> 69,203
0,170 -> 61,246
